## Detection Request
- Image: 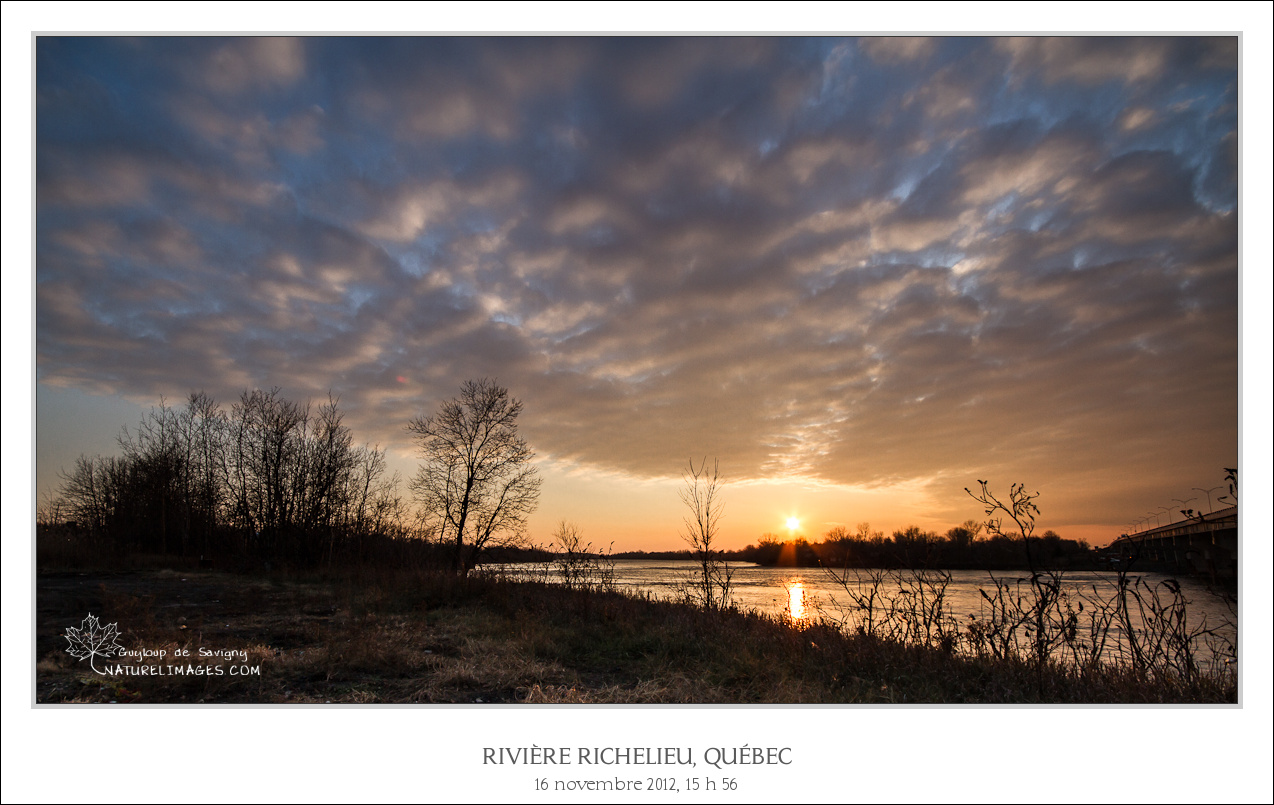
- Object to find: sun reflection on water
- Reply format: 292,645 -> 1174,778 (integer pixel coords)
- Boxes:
786,580 -> 806,620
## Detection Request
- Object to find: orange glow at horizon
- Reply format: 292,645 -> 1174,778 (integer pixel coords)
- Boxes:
521,464 -> 1129,554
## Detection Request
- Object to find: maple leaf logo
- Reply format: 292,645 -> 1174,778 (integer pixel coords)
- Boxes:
64,613 -> 124,675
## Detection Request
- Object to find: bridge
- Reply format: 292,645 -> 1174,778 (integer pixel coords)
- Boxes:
1108,505 -> 1237,582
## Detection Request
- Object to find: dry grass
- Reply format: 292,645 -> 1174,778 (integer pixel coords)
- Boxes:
35,566 -> 1236,704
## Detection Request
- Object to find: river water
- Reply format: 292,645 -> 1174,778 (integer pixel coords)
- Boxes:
496,559 -> 1238,669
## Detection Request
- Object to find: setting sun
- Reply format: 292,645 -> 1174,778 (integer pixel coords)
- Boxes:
785,516 -> 800,531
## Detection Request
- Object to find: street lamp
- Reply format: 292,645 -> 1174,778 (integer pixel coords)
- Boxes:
1193,486 -> 1223,514
1172,497 -> 1196,519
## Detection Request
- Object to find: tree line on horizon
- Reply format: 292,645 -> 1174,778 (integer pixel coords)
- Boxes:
734,521 -> 1093,570
611,521 -> 1093,571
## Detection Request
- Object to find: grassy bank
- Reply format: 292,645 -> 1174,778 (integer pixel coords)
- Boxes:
35,567 -> 1235,704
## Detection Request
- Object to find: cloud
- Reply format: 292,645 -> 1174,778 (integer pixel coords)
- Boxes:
999,37 -> 1175,86
201,37 -> 306,94
860,37 -> 936,66
1118,105 -> 1157,132
35,36 -> 1238,528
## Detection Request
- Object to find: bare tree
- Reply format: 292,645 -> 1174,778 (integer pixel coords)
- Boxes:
224,388 -> 308,557
966,479 -> 1065,673
551,520 -> 616,592
407,379 -> 541,575
37,490 -> 66,529
179,391 -> 227,559
679,457 -> 732,610
117,397 -> 185,554
966,480 -> 1040,571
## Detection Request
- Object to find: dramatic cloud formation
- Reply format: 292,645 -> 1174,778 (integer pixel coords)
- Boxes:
36,36 -> 1239,543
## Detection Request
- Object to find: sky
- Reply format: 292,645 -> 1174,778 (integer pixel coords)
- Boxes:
28,34 -> 1248,550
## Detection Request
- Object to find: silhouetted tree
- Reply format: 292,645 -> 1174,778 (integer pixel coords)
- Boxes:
224,388 -> 309,557
679,457 -> 732,609
966,480 -> 1041,571
945,519 -> 983,551
179,391 -> 228,558
407,379 -> 541,575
